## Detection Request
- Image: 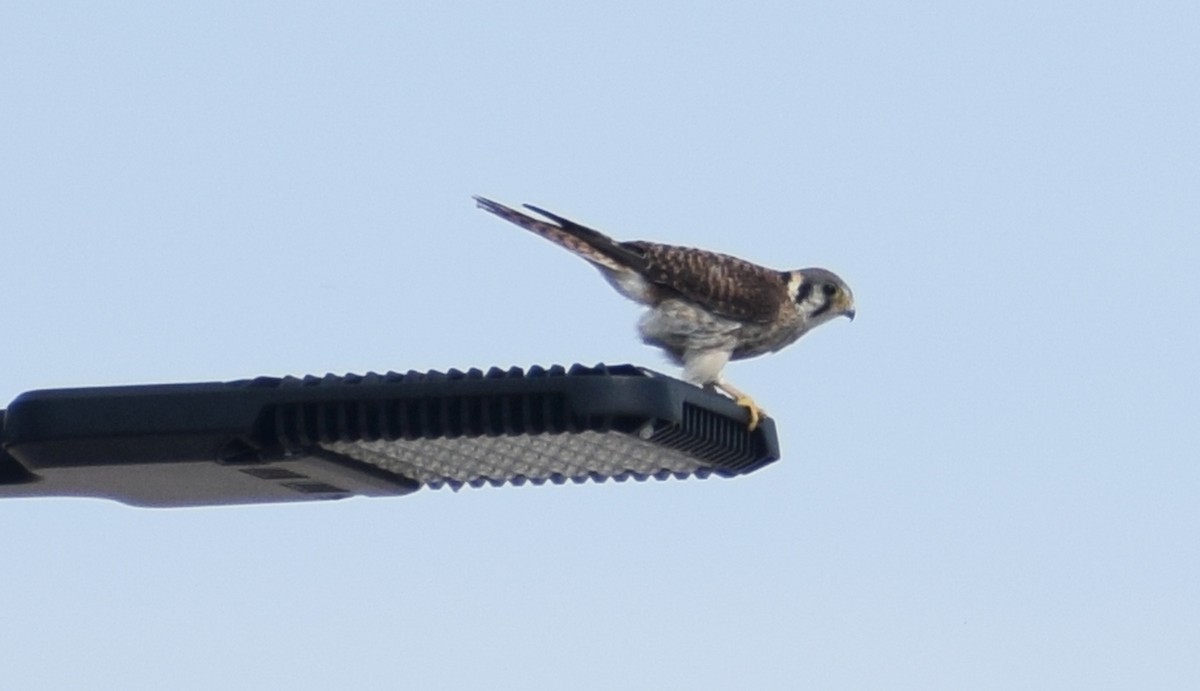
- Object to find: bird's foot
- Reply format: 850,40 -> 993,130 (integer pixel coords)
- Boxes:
706,378 -> 766,431
734,395 -> 764,432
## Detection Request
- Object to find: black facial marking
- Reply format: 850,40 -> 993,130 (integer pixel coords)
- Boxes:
796,282 -> 813,303
811,300 -> 833,318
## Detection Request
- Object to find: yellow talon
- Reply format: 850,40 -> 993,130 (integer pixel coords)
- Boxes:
735,395 -> 762,431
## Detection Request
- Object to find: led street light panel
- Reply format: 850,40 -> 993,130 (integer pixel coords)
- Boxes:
0,364 -> 780,507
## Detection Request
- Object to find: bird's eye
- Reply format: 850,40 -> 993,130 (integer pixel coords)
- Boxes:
822,284 -> 838,297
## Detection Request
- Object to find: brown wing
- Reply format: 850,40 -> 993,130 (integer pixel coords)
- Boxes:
475,196 -> 788,323
624,241 -> 789,323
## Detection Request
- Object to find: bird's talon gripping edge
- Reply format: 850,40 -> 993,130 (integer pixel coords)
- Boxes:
735,396 -> 763,432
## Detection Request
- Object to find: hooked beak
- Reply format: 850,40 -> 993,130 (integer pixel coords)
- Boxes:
844,308 -> 856,322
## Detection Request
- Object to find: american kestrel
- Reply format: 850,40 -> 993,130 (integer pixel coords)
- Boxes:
474,196 -> 855,430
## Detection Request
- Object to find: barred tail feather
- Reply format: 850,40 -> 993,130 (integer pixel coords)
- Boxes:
473,196 -> 646,273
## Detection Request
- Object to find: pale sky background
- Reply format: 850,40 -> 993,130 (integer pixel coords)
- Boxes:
2,2 -> 1198,689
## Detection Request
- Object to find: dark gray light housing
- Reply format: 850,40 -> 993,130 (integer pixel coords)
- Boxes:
0,364 -> 780,507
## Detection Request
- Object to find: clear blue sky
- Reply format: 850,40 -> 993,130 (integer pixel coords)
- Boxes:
2,2 -> 1197,689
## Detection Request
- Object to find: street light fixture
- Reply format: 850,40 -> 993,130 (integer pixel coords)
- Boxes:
0,364 -> 779,507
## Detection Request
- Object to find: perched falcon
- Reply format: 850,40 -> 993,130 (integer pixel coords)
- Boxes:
474,196 -> 855,430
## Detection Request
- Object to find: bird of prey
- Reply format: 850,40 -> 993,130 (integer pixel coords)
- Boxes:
474,196 -> 855,430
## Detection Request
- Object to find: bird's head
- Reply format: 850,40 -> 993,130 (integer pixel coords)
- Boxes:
786,268 -> 856,325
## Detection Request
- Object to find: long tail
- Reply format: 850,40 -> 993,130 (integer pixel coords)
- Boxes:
473,196 -> 647,273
